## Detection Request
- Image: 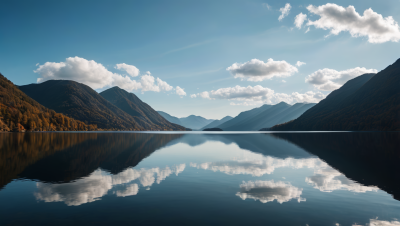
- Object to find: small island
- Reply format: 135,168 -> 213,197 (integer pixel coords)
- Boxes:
203,128 -> 223,131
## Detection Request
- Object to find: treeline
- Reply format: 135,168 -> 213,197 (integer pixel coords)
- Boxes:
0,73 -> 97,132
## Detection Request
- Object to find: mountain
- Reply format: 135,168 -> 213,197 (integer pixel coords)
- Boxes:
219,102 -> 316,131
19,80 -> 186,131
157,111 -> 215,130
99,87 -> 186,131
217,104 -> 273,130
201,116 -> 233,130
272,58 -> 400,131
180,115 -> 214,130
19,80 -> 145,130
0,73 -> 93,132
157,111 -> 183,126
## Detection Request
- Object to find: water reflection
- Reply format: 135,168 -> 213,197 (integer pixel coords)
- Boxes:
0,132 -> 399,225
273,132 -> 400,200
236,180 -> 306,204
34,164 -> 186,206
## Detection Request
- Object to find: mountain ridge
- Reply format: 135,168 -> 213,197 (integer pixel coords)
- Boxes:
272,59 -> 400,131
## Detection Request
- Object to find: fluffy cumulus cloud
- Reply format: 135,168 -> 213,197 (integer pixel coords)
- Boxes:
193,85 -> 326,105
35,57 -> 115,89
176,86 -> 187,96
294,13 -> 307,29
190,94 -> 197,98
306,3 -> 400,43
34,164 -> 185,206
296,61 -> 306,67
306,67 -> 378,91
278,3 -> 291,21
115,63 -> 140,77
227,59 -> 298,82
34,57 -> 180,95
236,180 -> 306,204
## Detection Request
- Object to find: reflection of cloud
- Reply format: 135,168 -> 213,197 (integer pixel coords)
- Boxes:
306,167 -> 378,193
353,219 -> 400,226
191,157 -> 326,177
116,184 -> 139,197
236,180 -> 305,204
34,170 -> 112,206
35,164 -> 185,206
192,156 -> 377,194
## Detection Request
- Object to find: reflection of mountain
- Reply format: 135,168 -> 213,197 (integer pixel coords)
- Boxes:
0,133 -> 97,190
0,133 -> 182,188
273,132 -> 400,200
167,134 -> 312,159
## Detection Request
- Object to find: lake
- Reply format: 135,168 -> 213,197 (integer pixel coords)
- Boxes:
0,132 -> 399,226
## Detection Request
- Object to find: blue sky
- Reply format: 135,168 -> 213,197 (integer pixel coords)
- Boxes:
1,0 -> 399,119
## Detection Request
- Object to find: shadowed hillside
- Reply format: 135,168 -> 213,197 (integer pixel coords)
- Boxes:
0,73 -> 94,132
20,80 -> 161,130
272,59 -> 400,131
100,87 -> 186,131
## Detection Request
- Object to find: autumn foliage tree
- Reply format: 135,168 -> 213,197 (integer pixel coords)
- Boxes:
0,73 -> 97,132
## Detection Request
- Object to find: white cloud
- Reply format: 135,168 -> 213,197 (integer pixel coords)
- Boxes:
190,94 -> 197,98
305,27 -> 310,33
199,91 -> 210,99
115,63 -> 140,77
278,3 -> 291,21
282,80 -> 286,83
197,85 -> 326,105
236,180 -> 306,204
176,86 -> 187,96
34,57 -> 179,94
306,3 -> 400,43
35,57 -> 115,89
34,164 -> 185,206
262,3 -> 271,10
296,61 -> 306,67
294,13 -> 308,29
305,67 -> 377,91
226,58 -> 298,82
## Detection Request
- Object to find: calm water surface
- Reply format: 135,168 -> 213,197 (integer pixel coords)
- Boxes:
0,132 -> 399,226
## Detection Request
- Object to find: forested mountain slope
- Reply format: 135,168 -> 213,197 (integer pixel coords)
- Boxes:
100,87 -> 186,131
0,73 -> 94,132
20,80 -> 165,130
272,59 -> 400,131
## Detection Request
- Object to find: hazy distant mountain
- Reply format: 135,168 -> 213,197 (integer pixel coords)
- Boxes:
180,115 -> 214,130
219,102 -> 316,131
272,59 -> 400,131
157,111 -> 182,126
19,80 -> 183,131
217,104 -> 272,130
157,111 -> 214,130
0,74 -> 92,132
100,87 -> 186,131
201,116 -> 233,130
